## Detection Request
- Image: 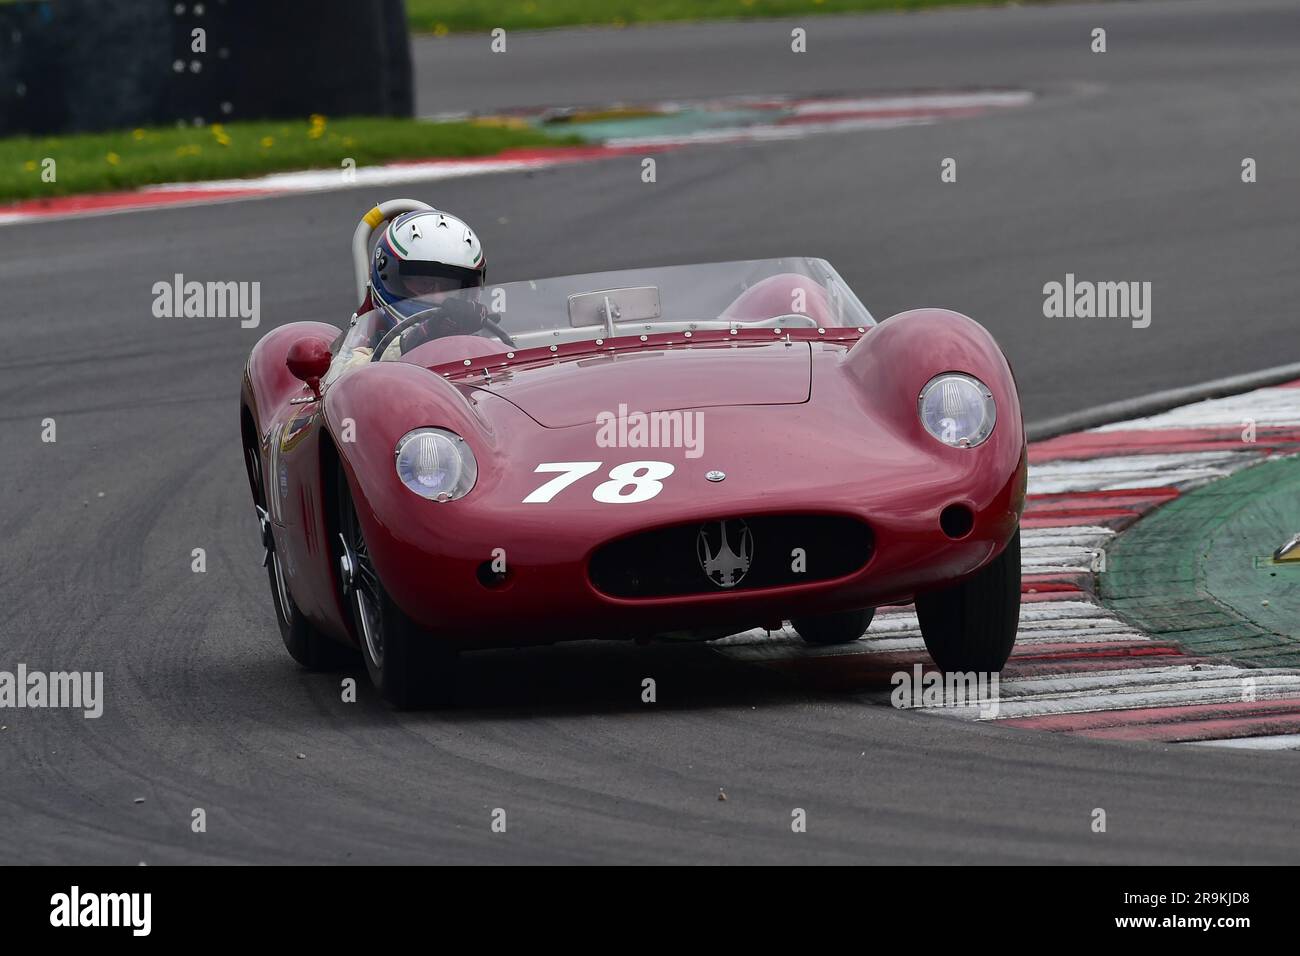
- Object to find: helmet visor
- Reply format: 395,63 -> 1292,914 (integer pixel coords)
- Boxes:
389,259 -> 483,300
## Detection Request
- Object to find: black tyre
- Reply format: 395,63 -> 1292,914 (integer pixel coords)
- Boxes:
916,527 -> 1021,672
336,461 -> 458,708
792,608 -> 875,645
245,442 -> 355,670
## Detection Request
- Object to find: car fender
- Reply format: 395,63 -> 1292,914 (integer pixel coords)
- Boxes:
841,308 -> 1026,558
843,308 -> 1023,455
321,363 -> 516,602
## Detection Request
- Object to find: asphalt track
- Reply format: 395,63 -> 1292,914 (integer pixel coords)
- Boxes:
2,0 -> 1299,864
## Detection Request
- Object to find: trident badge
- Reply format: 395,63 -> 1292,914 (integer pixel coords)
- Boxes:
697,519 -> 754,588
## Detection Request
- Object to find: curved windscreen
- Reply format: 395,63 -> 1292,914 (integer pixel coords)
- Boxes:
480,257 -> 872,343
328,257 -> 873,377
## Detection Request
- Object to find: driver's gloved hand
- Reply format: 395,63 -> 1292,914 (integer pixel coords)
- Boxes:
398,298 -> 486,353
436,297 -> 488,335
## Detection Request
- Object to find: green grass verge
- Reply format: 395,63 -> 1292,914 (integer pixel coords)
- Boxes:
0,115 -> 577,203
407,0 -> 1028,33
1102,456 -> 1300,669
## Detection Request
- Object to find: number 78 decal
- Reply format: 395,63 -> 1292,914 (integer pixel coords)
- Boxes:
523,461 -> 674,504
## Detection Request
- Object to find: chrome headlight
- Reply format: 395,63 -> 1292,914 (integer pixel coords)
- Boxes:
918,373 -> 996,448
394,428 -> 478,501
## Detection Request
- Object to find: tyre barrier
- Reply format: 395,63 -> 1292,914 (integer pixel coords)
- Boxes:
0,0 -> 413,137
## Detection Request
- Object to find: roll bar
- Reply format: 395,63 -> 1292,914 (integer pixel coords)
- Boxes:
350,198 -> 434,303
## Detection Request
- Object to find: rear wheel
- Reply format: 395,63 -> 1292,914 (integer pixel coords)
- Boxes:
336,461 -> 458,708
245,441 -> 355,670
792,608 -> 875,645
916,527 -> 1021,672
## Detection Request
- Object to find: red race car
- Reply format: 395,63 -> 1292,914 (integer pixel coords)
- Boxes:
241,199 -> 1026,706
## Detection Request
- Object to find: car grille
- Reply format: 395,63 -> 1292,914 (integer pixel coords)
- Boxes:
589,514 -> 873,598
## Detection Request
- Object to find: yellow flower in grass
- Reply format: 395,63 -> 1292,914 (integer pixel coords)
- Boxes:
106,152 -> 121,165
261,136 -> 275,148
23,160 -> 37,172
342,136 -> 356,147
482,115 -> 530,129
176,144 -> 201,157
433,23 -> 448,36
132,128 -> 146,141
308,114 -> 327,139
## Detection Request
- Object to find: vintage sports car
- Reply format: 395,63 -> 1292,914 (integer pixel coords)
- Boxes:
241,199 -> 1026,706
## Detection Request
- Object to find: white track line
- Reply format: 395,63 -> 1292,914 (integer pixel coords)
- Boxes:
1027,451 -> 1260,493
147,157 -> 558,194
789,91 -> 1035,115
1022,527 -> 1113,573
607,116 -> 933,148
1091,386 -> 1300,431
930,676 -> 1300,721
1186,734 -> 1300,750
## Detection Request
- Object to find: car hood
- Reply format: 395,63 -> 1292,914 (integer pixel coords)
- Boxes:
463,341 -> 812,428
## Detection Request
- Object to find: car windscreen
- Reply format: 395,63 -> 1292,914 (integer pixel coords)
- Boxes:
416,257 -> 872,346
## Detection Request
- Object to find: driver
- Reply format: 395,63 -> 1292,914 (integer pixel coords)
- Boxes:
367,208 -> 489,357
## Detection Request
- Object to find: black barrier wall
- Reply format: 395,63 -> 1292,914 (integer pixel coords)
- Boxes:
0,0 -> 413,137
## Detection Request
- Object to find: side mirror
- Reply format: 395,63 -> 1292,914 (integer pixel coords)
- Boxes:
286,338 -> 332,400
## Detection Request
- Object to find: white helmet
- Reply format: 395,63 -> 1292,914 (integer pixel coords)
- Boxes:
370,209 -> 486,321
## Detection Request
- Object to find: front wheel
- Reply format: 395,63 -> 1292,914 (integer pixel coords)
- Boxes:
246,442 -> 355,670
336,461 -> 458,708
916,527 -> 1021,672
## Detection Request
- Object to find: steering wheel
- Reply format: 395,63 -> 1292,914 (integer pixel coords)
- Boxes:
482,315 -> 516,348
370,306 -> 515,362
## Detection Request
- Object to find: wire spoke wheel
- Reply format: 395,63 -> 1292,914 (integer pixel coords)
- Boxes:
248,443 -> 292,631
334,457 -> 458,708
343,488 -> 385,670
245,429 -> 355,671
